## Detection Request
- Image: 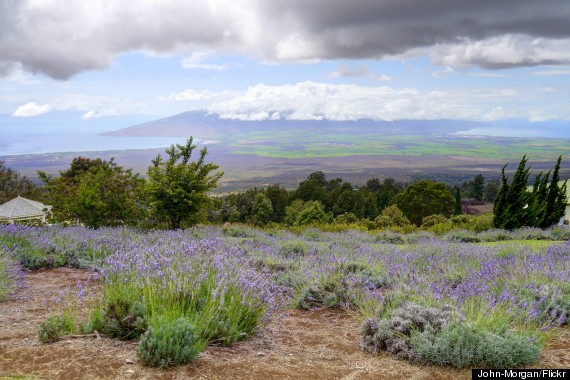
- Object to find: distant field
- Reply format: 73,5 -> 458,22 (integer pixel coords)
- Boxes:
226,132 -> 570,160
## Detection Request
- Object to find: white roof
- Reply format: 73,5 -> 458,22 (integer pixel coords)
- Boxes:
0,196 -> 51,219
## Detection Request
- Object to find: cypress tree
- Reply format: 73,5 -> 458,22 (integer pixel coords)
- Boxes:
493,164 -> 509,228
454,186 -> 462,215
503,156 -> 530,230
540,156 -> 567,227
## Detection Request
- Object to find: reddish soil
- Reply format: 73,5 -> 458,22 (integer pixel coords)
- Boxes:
0,268 -> 568,380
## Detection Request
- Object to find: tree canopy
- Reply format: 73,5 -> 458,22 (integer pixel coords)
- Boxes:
39,157 -> 145,228
391,180 -> 454,226
146,137 -> 223,229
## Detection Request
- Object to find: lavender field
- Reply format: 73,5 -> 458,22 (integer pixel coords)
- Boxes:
1,224 -> 569,369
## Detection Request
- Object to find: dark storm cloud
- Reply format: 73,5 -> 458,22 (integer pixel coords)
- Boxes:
1,0 -> 570,79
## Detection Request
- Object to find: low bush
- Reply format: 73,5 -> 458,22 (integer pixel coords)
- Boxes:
410,322 -> 540,368
38,315 -> 75,343
137,317 -> 205,368
360,302 -> 457,362
0,247 -> 22,301
99,292 -> 147,340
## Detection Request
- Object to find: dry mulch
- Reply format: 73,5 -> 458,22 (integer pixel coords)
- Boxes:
0,268 -> 568,379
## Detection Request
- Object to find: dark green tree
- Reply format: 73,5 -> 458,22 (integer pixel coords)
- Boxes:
493,164 -> 509,228
40,157 -> 145,227
146,138 -> 223,229
265,184 -> 289,223
502,156 -> 530,230
0,161 -> 44,204
484,179 -> 500,202
391,180 -> 454,226
250,193 -> 273,226
454,186 -> 462,215
540,155 -> 568,227
471,174 -> 485,201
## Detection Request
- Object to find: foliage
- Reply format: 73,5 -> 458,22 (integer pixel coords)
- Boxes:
38,315 -> 75,343
494,156 -> 567,229
454,186 -> 462,215
373,205 -> 410,229
136,317 -> 204,368
99,294 -> 148,340
0,246 -> 22,301
392,180 -> 454,226
146,137 -> 223,229
410,322 -> 540,368
0,161 -> 44,205
295,201 -> 330,226
360,302 -> 458,361
421,214 -> 448,229
39,157 -> 145,228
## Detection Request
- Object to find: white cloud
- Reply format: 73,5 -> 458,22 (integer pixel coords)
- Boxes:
2,1 -> 570,79
532,69 -> 570,76
181,51 -> 229,71
431,35 -> 570,69
12,101 -> 52,117
169,81 -> 570,122
12,94 -> 145,118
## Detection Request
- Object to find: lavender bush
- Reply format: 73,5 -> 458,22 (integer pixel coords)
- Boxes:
1,223 -> 568,368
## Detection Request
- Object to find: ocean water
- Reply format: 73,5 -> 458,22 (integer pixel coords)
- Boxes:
0,113 -> 188,156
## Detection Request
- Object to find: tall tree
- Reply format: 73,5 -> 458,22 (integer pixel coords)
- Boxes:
0,161 -> 44,204
503,156 -> 530,230
471,174 -> 485,201
454,186 -> 462,215
391,180 -> 454,226
146,137 -> 223,229
493,164 -> 509,228
540,155 -> 568,227
39,157 -> 145,227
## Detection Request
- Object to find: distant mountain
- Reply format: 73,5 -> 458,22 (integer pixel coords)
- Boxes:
102,110 -> 483,139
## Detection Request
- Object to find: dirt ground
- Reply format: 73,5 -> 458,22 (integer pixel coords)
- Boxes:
0,268 -> 568,380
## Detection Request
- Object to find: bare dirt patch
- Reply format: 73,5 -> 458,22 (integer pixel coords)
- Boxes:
0,269 -> 567,379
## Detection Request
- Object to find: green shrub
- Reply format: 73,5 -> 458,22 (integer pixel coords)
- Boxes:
38,315 -> 75,343
278,241 -> 306,258
100,295 -> 147,339
422,214 -> 449,228
0,247 -> 21,302
410,322 -> 540,368
444,230 -> 481,243
360,302 -> 457,362
137,317 -> 205,368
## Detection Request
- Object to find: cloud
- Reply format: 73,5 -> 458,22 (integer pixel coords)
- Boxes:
12,94 -> 145,118
12,101 -> 52,117
1,1 -> 570,79
431,35 -> 570,69
181,51 -> 230,71
169,81 -> 570,122
532,69 -> 570,76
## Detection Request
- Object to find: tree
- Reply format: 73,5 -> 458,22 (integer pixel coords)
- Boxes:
502,156 -> 530,230
454,186 -> 462,215
40,157 -> 145,227
391,180 -> 454,226
146,138 -> 223,229
539,155 -> 567,227
493,155 -> 567,229
250,193 -> 273,226
484,179 -> 500,202
471,174 -> 485,201
493,164 -> 509,228
264,184 -> 289,223
0,161 -> 44,204
295,201 -> 328,226
373,205 -> 410,228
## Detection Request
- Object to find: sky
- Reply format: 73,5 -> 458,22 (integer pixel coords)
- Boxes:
2,0 -> 570,129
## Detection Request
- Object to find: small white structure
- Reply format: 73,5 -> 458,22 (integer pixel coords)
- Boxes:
0,196 -> 52,224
